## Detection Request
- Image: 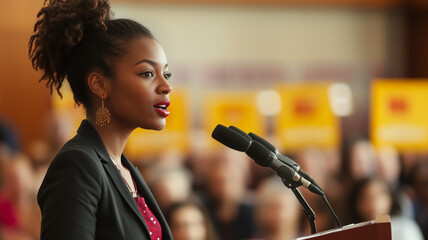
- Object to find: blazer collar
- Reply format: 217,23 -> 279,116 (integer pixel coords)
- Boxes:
123,159 -> 173,239
76,120 -> 173,239
76,120 -> 150,233
76,120 -> 111,164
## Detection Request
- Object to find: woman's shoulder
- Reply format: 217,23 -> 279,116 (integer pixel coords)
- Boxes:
50,134 -> 102,170
60,131 -> 94,152
37,133 -> 105,215
38,134 -> 104,200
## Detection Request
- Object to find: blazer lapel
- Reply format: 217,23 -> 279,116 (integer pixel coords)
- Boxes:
76,120 -> 150,235
122,157 -> 174,240
101,158 -> 149,232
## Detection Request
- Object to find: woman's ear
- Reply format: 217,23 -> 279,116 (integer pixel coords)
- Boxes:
87,72 -> 110,99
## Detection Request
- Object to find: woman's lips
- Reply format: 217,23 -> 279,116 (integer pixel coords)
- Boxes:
153,100 -> 170,117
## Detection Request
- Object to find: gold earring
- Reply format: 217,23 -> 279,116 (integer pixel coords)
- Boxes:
95,99 -> 111,127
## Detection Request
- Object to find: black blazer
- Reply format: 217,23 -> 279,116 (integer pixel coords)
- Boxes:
38,120 -> 173,240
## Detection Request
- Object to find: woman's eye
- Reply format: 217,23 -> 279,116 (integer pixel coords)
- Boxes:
164,72 -> 172,80
140,72 -> 154,78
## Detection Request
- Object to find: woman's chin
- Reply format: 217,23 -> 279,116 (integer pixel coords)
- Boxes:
153,125 -> 166,131
145,122 -> 166,131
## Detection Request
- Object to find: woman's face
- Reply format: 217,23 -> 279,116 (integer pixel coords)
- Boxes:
170,206 -> 207,240
356,180 -> 392,221
107,37 -> 172,131
208,162 -> 246,204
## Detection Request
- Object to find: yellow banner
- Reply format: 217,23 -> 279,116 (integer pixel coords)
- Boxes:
203,91 -> 266,148
275,83 -> 340,151
371,80 -> 428,152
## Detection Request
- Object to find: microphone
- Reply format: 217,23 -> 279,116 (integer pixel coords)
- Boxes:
247,131 -> 323,192
211,124 -> 251,152
212,124 -> 323,196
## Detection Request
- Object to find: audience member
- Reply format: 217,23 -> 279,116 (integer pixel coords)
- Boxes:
295,148 -> 342,232
26,141 -> 51,193
165,200 -> 218,240
349,177 -> 424,240
339,138 -> 378,224
201,148 -> 256,240
375,146 -> 414,219
0,118 -> 20,155
186,129 -> 222,193
408,160 -> 428,239
0,154 -> 39,240
254,177 -> 301,240
348,139 -> 377,180
150,166 -> 193,211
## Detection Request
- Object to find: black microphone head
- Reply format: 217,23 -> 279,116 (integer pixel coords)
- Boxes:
212,124 -> 251,152
229,126 -> 252,141
245,140 -> 273,167
248,132 -> 277,153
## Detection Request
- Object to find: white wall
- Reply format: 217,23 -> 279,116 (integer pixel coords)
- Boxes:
112,4 -> 394,81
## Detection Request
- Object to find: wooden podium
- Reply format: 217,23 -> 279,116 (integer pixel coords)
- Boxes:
296,215 -> 392,240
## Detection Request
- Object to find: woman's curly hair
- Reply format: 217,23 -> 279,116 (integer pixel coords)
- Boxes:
29,0 -> 153,108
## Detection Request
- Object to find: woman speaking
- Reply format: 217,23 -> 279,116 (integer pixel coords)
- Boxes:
29,0 -> 174,239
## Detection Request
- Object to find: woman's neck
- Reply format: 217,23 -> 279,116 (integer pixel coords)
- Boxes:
87,118 -> 133,163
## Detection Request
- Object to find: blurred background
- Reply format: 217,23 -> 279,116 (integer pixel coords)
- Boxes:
0,0 -> 427,239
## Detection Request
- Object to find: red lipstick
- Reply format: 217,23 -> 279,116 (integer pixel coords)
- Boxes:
153,100 -> 170,117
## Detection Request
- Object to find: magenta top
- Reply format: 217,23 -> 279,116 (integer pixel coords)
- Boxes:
0,195 -> 18,228
134,195 -> 163,240
119,163 -> 163,240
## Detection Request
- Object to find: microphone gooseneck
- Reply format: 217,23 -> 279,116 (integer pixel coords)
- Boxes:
247,131 -> 323,192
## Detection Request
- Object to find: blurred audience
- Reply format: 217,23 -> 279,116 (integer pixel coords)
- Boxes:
25,140 -> 52,194
186,129 -> 220,193
408,160 -> 428,239
41,112 -> 74,153
347,139 -> 377,180
201,148 -> 256,240
349,177 -> 424,240
295,148 -> 342,233
375,146 -> 414,219
0,118 -> 21,159
339,138 -> 379,224
254,177 -> 301,240
375,146 -> 401,187
2,112 -> 428,240
150,166 -> 193,211
165,200 -> 218,240
0,154 -> 39,240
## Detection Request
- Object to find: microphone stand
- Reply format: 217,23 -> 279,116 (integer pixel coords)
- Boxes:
282,179 -> 317,234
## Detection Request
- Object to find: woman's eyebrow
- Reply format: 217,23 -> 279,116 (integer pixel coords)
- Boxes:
134,58 -> 168,68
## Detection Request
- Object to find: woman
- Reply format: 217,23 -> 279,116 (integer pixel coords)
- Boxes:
28,0 -> 173,239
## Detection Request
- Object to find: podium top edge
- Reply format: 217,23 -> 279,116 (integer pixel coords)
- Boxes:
295,215 -> 392,240
375,215 -> 391,223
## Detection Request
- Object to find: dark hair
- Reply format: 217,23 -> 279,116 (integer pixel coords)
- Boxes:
407,159 -> 428,186
348,177 -> 401,223
29,0 -> 154,108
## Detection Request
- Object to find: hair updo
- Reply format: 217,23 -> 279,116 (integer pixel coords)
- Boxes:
29,0 -> 154,108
